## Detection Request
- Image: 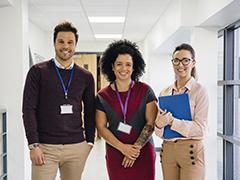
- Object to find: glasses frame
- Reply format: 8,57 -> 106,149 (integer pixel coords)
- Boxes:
171,58 -> 193,66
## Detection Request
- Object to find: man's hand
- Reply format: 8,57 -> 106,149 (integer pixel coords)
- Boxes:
30,147 -> 45,166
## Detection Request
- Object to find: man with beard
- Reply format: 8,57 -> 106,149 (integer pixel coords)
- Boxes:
22,21 -> 95,180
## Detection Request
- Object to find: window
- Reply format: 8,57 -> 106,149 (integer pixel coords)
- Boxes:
0,109 -> 7,180
217,137 -> 223,180
234,145 -> 240,180
234,28 -> 240,139
217,36 -> 224,133
218,20 -> 240,180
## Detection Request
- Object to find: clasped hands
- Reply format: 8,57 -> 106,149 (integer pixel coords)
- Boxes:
155,108 -> 174,129
120,144 -> 141,168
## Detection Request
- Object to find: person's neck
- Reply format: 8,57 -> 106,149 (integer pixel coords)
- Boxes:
55,56 -> 73,69
115,79 -> 132,92
176,76 -> 191,90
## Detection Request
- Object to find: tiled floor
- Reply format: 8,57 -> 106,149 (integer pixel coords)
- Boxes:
81,139 -> 162,180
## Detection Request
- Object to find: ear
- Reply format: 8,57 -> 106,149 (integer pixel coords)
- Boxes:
192,60 -> 196,66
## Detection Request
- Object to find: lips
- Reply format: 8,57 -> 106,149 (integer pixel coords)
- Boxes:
177,68 -> 186,72
118,71 -> 130,77
119,72 -> 128,75
61,50 -> 71,56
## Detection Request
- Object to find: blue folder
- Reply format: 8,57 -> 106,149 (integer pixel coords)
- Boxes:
158,93 -> 192,139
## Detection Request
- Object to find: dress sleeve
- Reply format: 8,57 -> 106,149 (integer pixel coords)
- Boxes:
96,94 -> 105,112
146,86 -> 157,103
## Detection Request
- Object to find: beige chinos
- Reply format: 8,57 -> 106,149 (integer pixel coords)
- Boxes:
32,141 -> 91,180
160,139 -> 205,180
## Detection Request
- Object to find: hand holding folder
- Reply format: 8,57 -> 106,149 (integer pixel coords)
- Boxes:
155,110 -> 173,128
158,93 -> 192,139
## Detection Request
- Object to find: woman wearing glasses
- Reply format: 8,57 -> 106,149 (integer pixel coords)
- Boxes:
155,43 -> 209,180
96,40 -> 158,180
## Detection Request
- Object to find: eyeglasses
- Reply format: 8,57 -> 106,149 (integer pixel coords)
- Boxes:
171,58 -> 193,66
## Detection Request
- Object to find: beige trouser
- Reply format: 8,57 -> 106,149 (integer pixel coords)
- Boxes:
32,141 -> 91,180
160,139 -> 205,180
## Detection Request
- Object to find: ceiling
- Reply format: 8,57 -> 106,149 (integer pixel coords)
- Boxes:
0,0 -> 12,7
28,0 -> 172,42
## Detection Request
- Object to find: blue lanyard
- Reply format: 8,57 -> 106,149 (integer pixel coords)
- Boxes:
114,81 -> 133,123
53,61 -> 75,99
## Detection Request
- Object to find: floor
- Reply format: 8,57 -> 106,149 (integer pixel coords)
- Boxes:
55,139 -> 162,180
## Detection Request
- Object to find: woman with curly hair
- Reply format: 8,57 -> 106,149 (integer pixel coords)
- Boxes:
96,39 -> 158,180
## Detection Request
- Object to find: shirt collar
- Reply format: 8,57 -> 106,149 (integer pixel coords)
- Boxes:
53,58 -> 74,70
172,77 -> 195,92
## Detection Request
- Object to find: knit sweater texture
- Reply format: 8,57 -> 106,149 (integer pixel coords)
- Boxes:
22,59 -> 95,144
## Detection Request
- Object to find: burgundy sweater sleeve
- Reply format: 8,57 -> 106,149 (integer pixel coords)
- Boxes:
22,66 -> 40,145
82,73 -> 96,144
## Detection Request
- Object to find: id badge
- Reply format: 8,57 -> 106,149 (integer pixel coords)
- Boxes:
117,122 -> 132,134
60,104 -> 73,114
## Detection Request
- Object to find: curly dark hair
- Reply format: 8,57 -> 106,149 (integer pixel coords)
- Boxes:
100,39 -> 146,82
53,21 -> 78,43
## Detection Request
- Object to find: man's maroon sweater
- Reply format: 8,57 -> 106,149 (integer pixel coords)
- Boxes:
22,60 -> 95,144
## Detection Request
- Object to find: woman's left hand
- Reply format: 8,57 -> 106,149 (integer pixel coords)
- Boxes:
122,156 -> 135,168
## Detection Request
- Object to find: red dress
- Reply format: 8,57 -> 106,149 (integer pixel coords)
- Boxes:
96,82 -> 156,180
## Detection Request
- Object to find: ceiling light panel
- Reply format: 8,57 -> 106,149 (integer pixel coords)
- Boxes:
95,34 -> 122,39
88,16 -> 125,23
91,23 -> 123,34
81,0 -> 128,16
29,0 -> 81,6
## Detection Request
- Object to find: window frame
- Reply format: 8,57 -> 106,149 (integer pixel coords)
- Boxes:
0,108 -> 7,180
218,19 -> 240,180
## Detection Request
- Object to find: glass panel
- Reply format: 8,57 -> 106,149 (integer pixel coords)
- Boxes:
234,85 -> 240,138
0,114 -> 2,133
234,144 -> 240,180
0,154 -> 3,177
0,112 -> 6,179
217,36 -> 224,80
218,86 -> 223,133
217,137 -> 223,180
234,28 -> 240,80
0,136 -> 3,155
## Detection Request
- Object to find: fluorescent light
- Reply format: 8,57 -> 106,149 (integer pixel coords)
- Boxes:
95,34 -> 122,39
88,17 -> 125,23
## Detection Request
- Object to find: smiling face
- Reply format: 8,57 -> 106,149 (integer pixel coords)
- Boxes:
172,49 -> 195,80
54,31 -> 76,62
112,54 -> 134,82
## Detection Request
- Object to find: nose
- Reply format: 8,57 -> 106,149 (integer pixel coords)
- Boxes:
122,64 -> 127,70
178,61 -> 184,66
62,42 -> 69,49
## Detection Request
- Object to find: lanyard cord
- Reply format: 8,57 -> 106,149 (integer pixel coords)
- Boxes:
53,61 -> 75,99
114,81 -> 133,123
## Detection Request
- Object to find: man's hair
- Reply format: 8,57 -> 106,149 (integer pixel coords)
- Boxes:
53,21 -> 79,43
